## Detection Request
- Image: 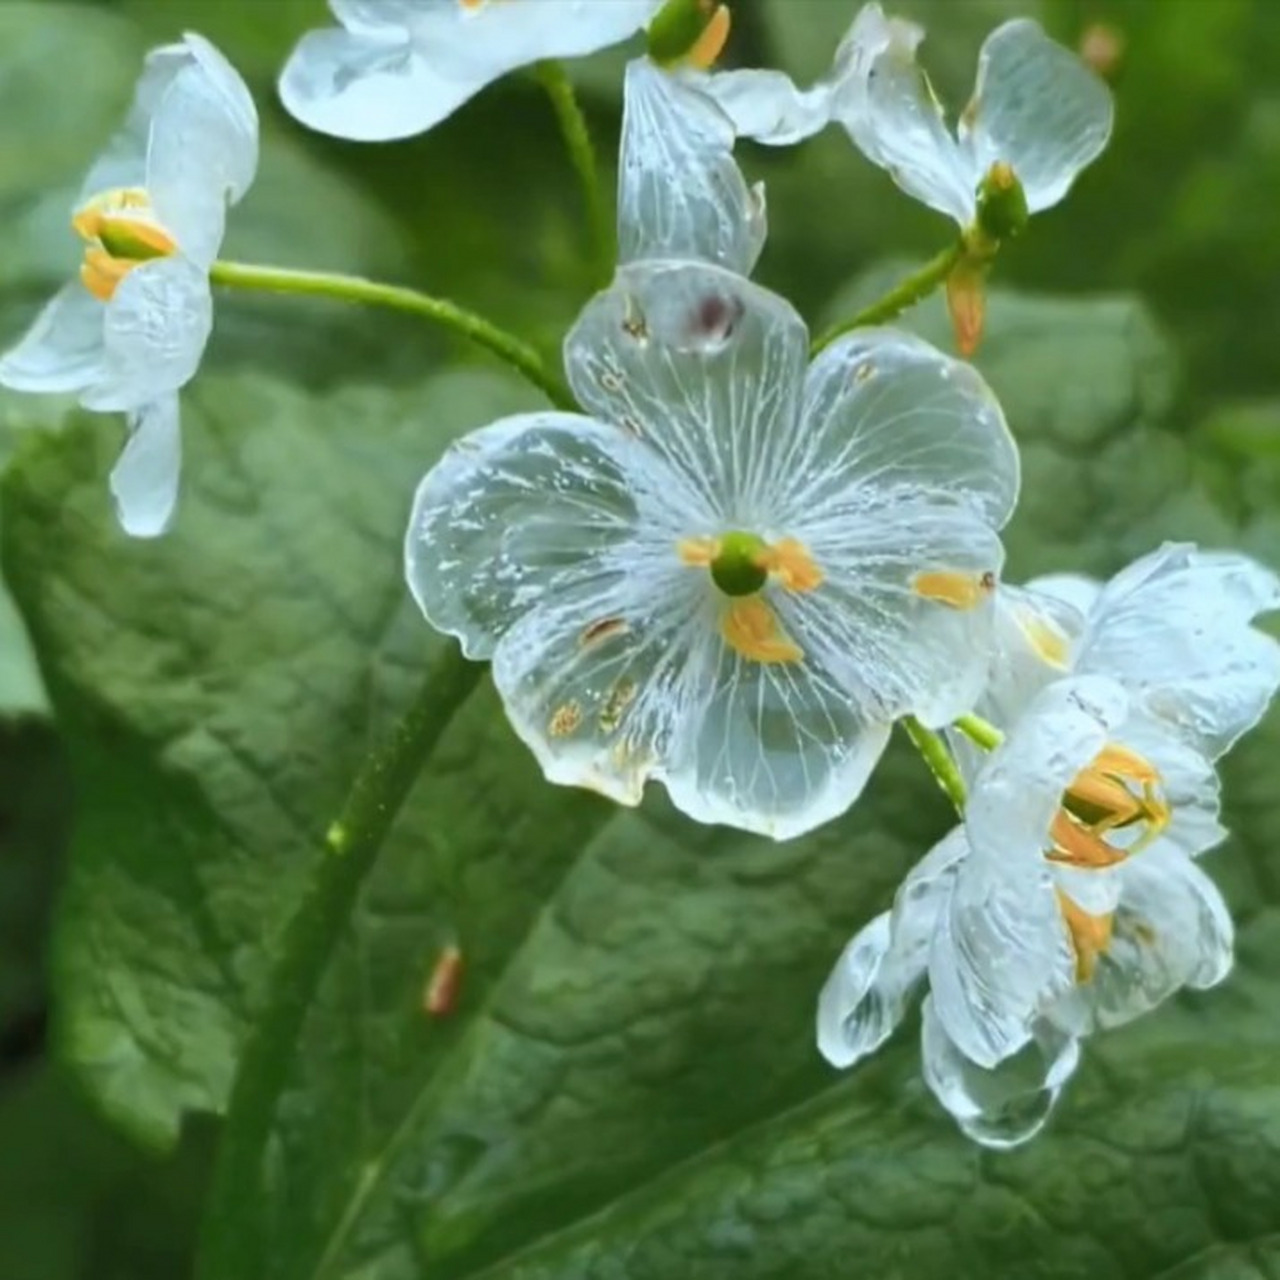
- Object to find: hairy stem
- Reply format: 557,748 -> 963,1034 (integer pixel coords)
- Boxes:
197,644 -> 484,1280
810,242 -> 964,354
209,260 -> 575,410
535,59 -> 614,289
901,715 -> 966,814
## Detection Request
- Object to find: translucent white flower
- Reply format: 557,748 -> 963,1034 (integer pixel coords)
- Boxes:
279,0 -> 664,142
828,3 -> 1114,230
0,34 -> 257,537
406,259 -> 1018,838
819,673 -> 1239,1147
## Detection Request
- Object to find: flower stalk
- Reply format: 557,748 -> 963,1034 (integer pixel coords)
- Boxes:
901,715 -> 966,813
197,644 -> 483,1280
952,711 -> 1005,751
209,260 -> 575,410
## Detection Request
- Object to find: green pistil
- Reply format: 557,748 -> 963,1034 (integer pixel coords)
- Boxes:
710,530 -> 768,597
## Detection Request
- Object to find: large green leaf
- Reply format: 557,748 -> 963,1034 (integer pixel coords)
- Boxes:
9,285 -> 1280,1279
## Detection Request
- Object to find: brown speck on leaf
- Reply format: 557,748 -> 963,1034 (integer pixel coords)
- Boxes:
424,944 -> 464,1017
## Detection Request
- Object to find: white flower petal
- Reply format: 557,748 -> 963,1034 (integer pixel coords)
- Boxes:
663,644 -> 892,839
405,411 -> 695,661
933,676 -> 1128,1067
0,285 -> 105,395
817,827 -> 967,1067
110,394 -> 182,538
921,996 -> 1080,1150
693,68 -> 833,146
564,261 -> 807,520
829,3 -> 975,225
490,571 -> 715,811
1024,570 -> 1101,618
1077,543 -> 1280,759
619,60 -> 766,276
146,33 -> 259,267
1049,847 -> 1233,1037
82,257 -> 213,412
964,19 -> 1113,214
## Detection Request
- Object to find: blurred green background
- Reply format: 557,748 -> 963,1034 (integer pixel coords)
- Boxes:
4,2 -> 1280,1279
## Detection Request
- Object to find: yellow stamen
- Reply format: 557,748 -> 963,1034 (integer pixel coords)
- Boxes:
686,3 -> 731,69
911,569 -> 995,610
71,187 -> 177,302
677,536 -> 720,567
1090,743 -> 1161,785
1015,609 -> 1072,668
80,248 -> 134,304
721,597 -> 802,665
1055,889 -> 1113,983
755,537 -> 824,593
1046,812 -> 1129,869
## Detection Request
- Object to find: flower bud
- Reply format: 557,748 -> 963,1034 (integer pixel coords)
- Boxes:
647,0 -> 731,70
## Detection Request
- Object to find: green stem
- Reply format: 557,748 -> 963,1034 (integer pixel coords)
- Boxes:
810,241 -> 964,354
196,644 -> 484,1280
901,715 -> 966,815
952,711 -> 1005,752
535,59 -> 613,289
209,260 -> 575,410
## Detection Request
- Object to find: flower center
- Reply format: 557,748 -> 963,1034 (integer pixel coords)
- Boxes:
1048,742 -> 1169,983
677,531 -> 823,665
72,187 -> 178,302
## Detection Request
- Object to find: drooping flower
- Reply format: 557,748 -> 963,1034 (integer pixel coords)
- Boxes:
406,265 -> 1018,837
818,547 -> 1280,1147
279,0 -> 665,142
0,33 -> 257,537
828,4 -> 1114,234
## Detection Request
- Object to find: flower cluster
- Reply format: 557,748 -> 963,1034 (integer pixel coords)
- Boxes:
3,0 -> 1275,1149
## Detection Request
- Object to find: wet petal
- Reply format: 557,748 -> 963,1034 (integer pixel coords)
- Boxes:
406,411 -> 702,661
1076,543 -> 1280,759
932,676 -> 1128,1067
1025,570 -> 1101,618
921,996 -> 1080,1149
694,67 -> 833,146
82,257 -> 213,411
110,394 -> 182,538
1049,847 -> 1233,1037
964,19 -> 1113,214
619,60 -> 766,275
817,827 -> 967,1067
0,285 -> 105,394
829,4 -> 975,225
146,34 -> 259,266
564,261 -> 807,519
663,639 -> 893,839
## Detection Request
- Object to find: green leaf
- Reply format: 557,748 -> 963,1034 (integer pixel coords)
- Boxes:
13,285 -> 1279,1280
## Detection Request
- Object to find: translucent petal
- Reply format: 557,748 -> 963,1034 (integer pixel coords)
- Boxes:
663,641 -> 893,839
817,827 -> 968,1067
0,285 -> 105,395
146,34 -> 259,267
490,570 -> 716,812
278,27 -> 472,142
619,60 -> 766,276
110,394 -> 182,538
1024,570 -> 1101,618
405,411 -> 698,661
1049,847 -> 1234,1037
964,19 -> 1114,214
459,1 -> 662,64
693,67 -> 833,146
81,257 -> 213,412
921,996 -> 1080,1149
564,261 -> 807,521
829,4 -> 975,225
933,676 -> 1128,1067
1076,543 -> 1280,759
331,0 -> 451,31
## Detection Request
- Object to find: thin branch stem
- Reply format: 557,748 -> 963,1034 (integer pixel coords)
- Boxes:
901,715 -> 966,815
196,644 -> 484,1280
209,260 -> 575,410
534,59 -> 613,289
952,711 -> 1005,752
810,242 -> 964,354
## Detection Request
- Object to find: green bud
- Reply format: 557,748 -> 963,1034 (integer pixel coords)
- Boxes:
647,0 -> 716,66
710,530 -> 768,597
975,161 -> 1029,243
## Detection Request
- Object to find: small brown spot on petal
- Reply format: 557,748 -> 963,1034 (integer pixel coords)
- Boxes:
688,291 -> 744,345
621,296 -> 649,342
549,702 -> 583,737
599,678 -> 638,732
581,617 -> 629,647
853,360 -> 876,384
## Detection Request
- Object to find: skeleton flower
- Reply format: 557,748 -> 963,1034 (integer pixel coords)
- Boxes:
818,546 -> 1280,1146
279,0 -> 665,142
0,34 -> 257,537
829,3 -> 1113,234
